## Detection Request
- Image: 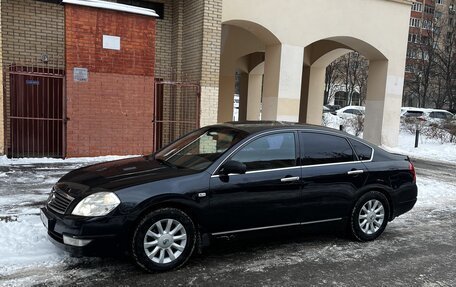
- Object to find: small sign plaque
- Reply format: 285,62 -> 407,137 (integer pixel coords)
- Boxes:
74,68 -> 88,82
103,35 -> 121,50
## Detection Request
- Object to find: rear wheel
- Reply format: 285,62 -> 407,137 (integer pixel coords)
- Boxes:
131,208 -> 197,272
350,191 -> 389,241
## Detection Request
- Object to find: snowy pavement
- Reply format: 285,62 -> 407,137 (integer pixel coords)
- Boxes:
0,156 -> 455,286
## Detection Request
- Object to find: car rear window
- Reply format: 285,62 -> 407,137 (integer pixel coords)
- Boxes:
404,111 -> 423,117
300,133 -> 355,165
429,111 -> 452,119
344,109 -> 363,115
349,139 -> 373,161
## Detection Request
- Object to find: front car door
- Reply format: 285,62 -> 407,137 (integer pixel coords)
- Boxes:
208,131 -> 302,234
299,131 -> 369,222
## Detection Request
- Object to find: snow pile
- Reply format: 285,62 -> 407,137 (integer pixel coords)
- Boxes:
0,215 -> 69,276
322,113 -> 342,130
384,131 -> 456,163
0,155 -> 139,166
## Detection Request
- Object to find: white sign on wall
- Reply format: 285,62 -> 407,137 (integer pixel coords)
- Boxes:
74,68 -> 88,82
103,35 -> 121,50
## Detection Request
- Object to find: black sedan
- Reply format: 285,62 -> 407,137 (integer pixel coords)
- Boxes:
40,122 -> 417,272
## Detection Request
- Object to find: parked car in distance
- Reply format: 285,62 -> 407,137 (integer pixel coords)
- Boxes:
336,106 -> 365,119
400,107 -> 455,123
325,104 -> 342,115
40,122 -> 417,272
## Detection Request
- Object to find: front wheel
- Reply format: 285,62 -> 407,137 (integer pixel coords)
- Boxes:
350,191 -> 390,241
131,208 -> 197,272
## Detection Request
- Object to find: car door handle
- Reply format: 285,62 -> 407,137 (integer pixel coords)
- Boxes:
347,170 -> 364,175
281,176 -> 300,182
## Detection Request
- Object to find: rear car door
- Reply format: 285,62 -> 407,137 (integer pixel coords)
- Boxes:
208,131 -> 302,234
299,131 -> 369,222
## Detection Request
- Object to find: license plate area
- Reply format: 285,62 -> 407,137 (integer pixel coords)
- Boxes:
40,209 -> 49,229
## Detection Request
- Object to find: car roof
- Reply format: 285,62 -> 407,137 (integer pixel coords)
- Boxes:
214,121 -> 348,136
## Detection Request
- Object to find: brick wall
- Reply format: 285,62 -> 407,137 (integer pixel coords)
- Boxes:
200,0 -> 222,126
0,0 -> 65,155
65,4 -> 156,157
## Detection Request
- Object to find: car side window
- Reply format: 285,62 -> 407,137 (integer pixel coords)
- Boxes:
300,132 -> 355,165
231,132 -> 296,172
349,139 -> 373,161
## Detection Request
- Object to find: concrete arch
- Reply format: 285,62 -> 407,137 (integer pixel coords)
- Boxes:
223,20 -> 281,46
218,0 -> 410,147
218,21 -> 277,123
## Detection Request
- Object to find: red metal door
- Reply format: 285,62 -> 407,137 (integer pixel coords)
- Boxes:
153,79 -> 200,150
8,67 -> 65,158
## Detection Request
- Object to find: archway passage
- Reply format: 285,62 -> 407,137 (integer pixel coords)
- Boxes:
220,0 -> 410,147
218,21 -> 280,124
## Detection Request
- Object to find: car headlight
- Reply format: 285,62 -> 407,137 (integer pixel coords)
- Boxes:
72,192 -> 120,217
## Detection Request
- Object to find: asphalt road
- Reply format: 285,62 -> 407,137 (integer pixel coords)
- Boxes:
1,158 -> 455,287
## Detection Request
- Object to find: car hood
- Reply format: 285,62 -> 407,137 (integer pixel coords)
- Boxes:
57,156 -> 200,197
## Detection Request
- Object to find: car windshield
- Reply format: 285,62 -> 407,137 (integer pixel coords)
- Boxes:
154,127 -> 249,171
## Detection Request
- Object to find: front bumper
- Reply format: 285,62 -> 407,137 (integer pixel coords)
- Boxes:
40,207 -> 128,256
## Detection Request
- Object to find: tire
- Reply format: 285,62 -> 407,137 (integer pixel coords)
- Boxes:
131,208 -> 197,272
350,191 -> 390,241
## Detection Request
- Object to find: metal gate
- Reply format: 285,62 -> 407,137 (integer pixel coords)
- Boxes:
153,79 -> 200,150
6,65 -> 65,158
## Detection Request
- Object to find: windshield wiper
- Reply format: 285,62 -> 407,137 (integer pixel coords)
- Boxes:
155,158 -> 178,169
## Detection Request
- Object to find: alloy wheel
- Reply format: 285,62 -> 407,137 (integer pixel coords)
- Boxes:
143,218 -> 187,264
358,199 -> 385,235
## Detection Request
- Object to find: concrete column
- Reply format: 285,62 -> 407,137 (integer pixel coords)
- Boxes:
299,65 -> 325,124
238,73 -> 248,121
217,74 -> 235,123
364,59 -> 403,147
262,44 -> 304,122
247,73 -> 263,120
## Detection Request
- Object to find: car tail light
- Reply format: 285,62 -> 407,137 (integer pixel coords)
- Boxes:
409,162 -> 416,183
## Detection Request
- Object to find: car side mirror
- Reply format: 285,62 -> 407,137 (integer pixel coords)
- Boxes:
219,160 -> 246,175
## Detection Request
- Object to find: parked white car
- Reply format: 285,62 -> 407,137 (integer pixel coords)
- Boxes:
400,107 -> 454,123
336,106 -> 365,119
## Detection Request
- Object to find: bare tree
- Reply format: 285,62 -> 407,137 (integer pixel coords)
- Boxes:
324,52 -> 368,106
435,14 -> 456,110
324,61 -> 339,105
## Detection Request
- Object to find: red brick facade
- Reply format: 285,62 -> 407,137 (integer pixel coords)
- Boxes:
65,4 -> 155,157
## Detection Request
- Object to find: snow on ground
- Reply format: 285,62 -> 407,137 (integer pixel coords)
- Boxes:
0,166 -> 455,284
385,131 -> 456,164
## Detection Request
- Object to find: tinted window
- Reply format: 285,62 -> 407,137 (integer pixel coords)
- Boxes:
300,133 -> 354,165
404,111 -> 423,117
349,139 -> 373,161
429,111 -> 452,119
345,109 -> 363,115
231,133 -> 296,171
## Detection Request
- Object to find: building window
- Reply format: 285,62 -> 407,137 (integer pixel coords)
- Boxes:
424,5 -> 434,14
410,18 -> 421,27
436,0 -> 444,4
407,49 -> 419,59
408,33 -> 420,43
412,2 -> 423,12
422,19 -> 433,30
